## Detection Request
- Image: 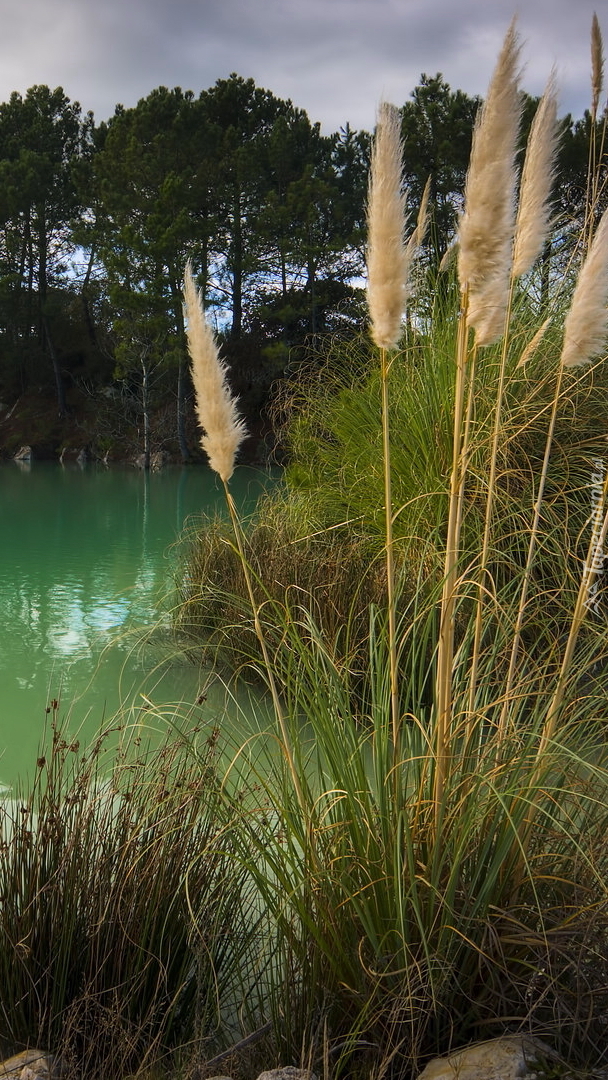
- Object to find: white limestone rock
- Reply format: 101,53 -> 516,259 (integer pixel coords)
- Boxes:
417,1036 -> 555,1080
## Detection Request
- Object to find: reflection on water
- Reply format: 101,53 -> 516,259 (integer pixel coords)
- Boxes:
0,461 -> 274,786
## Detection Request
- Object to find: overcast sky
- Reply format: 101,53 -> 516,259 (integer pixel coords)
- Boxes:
0,0 -> 604,131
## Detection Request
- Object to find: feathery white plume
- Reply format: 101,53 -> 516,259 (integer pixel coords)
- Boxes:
367,101 -> 409,350
458,19 -> 522,344
561,207 -> 608,368
512,71 -> 559,278
183,262 -> 247,481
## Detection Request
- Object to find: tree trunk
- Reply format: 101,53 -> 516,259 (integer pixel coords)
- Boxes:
25,212 -> 33,342
231,190 -> 243,339
141,354 -> 150,471
176,358 -> 190,463
171,279 -> 191,463
80,245 -> 99,348
307,254 -> 317,333
37,204 -> 47,348
540,239 -> 552,312
42,316 -> 67,419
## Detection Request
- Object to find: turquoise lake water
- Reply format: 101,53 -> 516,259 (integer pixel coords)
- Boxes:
0,461 -> 272,788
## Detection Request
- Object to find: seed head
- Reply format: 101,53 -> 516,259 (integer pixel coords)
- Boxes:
561,206 -> 608,368
183,262 -> 247,481
367,101 -> 409,350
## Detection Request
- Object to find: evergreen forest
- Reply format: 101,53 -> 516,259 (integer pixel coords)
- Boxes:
0,73 -> 597,463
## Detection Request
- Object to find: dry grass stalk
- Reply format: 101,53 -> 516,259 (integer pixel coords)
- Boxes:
440,20 -> 522,796
183,264 -> 306,817
515,317 -> 552,369
367,99 -> 412,751
539,468 -> 608,754
561,204 -> 608,367
466,74 -> 560,693
586,14 -> 606,253
458,18 -> 522,345
439,239 -> 458,272
592,11 -> 604,116
367,101 -> 409,350
512,71 -> 559,278
406,174 -> 432,258
183,261 -> 247,481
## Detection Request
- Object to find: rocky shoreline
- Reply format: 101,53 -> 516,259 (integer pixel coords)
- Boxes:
4,1037 -> 608,1080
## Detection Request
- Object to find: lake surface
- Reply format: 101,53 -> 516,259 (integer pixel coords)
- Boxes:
0,461 -> 273,788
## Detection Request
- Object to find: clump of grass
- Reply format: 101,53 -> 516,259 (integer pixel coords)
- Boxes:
177,493 -> 392,676
222,614 -> 608,1073
0,721 -> 251,1080
175,16 -> 608,1080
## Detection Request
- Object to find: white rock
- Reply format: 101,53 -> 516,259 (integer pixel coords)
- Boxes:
417,1035 -> 554,1080
0,1049 -> 55,1077
256,1069 -> 318,1080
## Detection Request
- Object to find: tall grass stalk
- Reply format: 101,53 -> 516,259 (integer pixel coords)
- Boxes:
586,13 -> 605,251
469,76 -> 560,724
499,201 -> 608,735
367,101 -> 410,751
497,362 -> 565,738
183,264 -> 306,812
434,294 -> 470,814
380,348 -> 400,751
539,462 -> 608,751
522,202 -> 608,743
436,20 -> 521,813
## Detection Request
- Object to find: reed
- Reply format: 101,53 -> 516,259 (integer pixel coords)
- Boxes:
469,73 -> 560,728
512,72 -> 559,278
0,723 -> 250,1079
367,101 -> 410,353
561,204 -> 608,368
367,99 -> 410,751
183,262 -> 306,812
586,12 -> 605,251
458,17 -> 521,345
435,18 -> 521,815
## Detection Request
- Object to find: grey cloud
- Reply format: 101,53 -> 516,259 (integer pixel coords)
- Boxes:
0,0 -> 601,128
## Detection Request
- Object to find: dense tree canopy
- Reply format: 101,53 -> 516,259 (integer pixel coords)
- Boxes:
0,86 -> 93,414
400,74 -> 480,263
0,72 -> 599,463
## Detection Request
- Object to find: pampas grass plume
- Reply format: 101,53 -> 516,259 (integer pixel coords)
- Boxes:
407,174 -> 432,257
458,19 -> 522,341
367,101 -> 409,350
561,205 -> 608,367
469,276 -> 511,347
515,316 -> 551,369
592,12 -> 604,115
512,71 -> 559,278
183,262 -> 247,481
